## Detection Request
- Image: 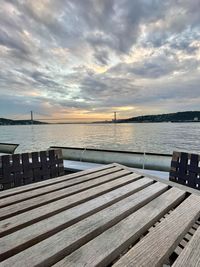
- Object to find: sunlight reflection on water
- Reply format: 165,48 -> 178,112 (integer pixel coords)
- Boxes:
0,123 -> 200,154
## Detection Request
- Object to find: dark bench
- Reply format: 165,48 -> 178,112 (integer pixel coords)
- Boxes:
169,151 -> 200,190
0,149 -> 64,190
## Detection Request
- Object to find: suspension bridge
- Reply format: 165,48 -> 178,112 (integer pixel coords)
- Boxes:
6,111 -> 117,124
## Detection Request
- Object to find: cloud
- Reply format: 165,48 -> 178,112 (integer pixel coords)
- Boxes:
93,49 -> 110,65
0,0 -> 200,120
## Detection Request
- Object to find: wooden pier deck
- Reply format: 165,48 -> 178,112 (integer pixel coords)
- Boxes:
0,163 -> 200,266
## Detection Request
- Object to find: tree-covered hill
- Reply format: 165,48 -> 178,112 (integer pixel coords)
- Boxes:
0,118 -> 47,125
118,111 -> 200,123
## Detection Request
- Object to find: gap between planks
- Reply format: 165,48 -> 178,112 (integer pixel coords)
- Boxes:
0,166 -> 127,208
0,170 -> 139,219
172,219 -> 200,266
0,177 -> 154,237
1,187 -> 185,267
0,163 -> 117,199
0,178 -> 158,261
113,194 -> 200,267
0,172 -> 143,228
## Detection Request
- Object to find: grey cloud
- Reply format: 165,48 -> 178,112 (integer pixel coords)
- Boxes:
142,0 -> 200,48
129,57 -> 176,78
110,52 -> 200,78
168,31 -> 200,53
93,49 -> 110,66
1,0 -> 200,117
0,28 -> 29,55
30,71 -> 60,88
86,33 -> 116,50
78,71 -> 140,107
71,0 -> 168,53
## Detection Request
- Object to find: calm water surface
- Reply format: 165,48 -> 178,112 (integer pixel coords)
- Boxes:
0,123 -> 200,154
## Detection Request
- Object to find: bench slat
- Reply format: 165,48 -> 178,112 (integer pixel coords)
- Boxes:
0,180 -> 173,266
52,188 -> 185,267
0,166 -> 123,207
113,194 -> 200,267
0,178 -> 158,238
0,169 -> 134,219
0,164 -> 116,198
172,223 -> 200,266
0,178 -> 159,260
0,173 -> 142,232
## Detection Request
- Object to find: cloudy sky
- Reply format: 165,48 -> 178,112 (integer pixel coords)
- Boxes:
0,0 -> 200,121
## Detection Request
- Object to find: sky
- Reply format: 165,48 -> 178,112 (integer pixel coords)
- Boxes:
0,0 -> 200,122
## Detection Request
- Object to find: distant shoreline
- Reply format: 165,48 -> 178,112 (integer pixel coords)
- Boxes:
1,111 -> 199,125
1,121 -> 200,126
114,111 -> 200,124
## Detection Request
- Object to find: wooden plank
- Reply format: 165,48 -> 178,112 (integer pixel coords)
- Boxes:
0,166 -> 123,207
172,224 -> 200,266
174,246 -> 183,256
192,223 -> 199,229
174,221 -> 200,256
0,169 -> 133,219
1,187 -> 185,267
0,178 -> 160,260
189,227 -> 196,235
126,163 -> 200,196
0,177 -> 154,237
0,164 -> 116,198
179,239 -> 188,248
184,233 -> 193,241
53,188 -> 186,267
0,178 -> 158,238
0,172 -> 141,230
113,194 -> 200,267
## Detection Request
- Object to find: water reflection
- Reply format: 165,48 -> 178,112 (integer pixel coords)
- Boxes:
0,123 -> 199,154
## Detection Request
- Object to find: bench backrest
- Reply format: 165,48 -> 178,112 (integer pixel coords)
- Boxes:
0,149 -> 64,190
169,151 -> 200,190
